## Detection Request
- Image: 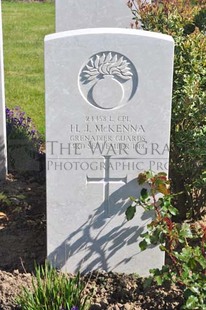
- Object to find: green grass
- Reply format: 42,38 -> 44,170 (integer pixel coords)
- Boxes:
2,1 -> 55,135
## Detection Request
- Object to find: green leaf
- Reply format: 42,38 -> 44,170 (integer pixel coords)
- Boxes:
143,276 -> 153,289
154,275 -> 163,286
158,231 -> 166,244
141,232 -> 151,244
190,286 -> 200,295
179,223 -> 193,239
140,188 -> 148,201
185,295 -> 199,309
168,205 -> 179,216
159,245 -> 167,252
139,239 -> 148,251
125,205 -> 136,221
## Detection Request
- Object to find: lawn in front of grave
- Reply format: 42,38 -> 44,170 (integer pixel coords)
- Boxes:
2,1 -> 54,135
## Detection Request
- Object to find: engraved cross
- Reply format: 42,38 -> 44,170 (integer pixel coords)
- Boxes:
86,156 -> 127,217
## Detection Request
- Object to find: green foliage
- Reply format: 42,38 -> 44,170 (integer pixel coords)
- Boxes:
0,192 -> 11,206
6,106 -> 44,173
126,171 -> 206,309
17,263 -> 90,310
128,0 -> 206,219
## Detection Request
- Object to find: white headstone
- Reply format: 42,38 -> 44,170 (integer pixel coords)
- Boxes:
55,0 -> 133,32
45,28 -> 174,275
0,1 -> 7,179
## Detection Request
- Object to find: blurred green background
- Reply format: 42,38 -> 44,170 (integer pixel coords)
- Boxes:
2,1 -> 55,135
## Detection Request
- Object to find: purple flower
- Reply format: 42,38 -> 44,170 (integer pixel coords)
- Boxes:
19,117 -> 24,125
6,108 -> 14,118
5,106 -> 43,155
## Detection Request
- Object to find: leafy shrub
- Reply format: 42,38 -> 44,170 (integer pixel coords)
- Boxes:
128,0 -> 206,219
6,106 -> 44,174
17,263 -> 90,310
126,171 -> 206,309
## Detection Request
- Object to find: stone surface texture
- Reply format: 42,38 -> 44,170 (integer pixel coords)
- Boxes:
45,28 -> 174,275
55,0 -> 133,32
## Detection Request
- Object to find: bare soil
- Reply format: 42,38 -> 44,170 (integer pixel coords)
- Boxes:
0,173 -> 184,309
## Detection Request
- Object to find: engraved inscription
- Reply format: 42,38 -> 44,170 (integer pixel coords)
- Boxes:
47,114 -> 170,175
79,51 -> 138,110
81,52 -> 133,83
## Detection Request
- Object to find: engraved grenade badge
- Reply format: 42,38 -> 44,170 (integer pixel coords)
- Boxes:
79,51 -> 138,110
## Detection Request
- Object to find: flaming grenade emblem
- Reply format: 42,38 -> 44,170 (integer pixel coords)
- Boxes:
79,51 -> 138,110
